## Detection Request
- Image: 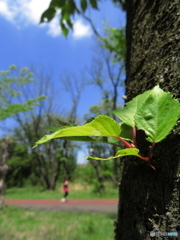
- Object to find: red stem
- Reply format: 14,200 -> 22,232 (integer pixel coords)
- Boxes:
137,155 -> 156,170
148,142 -> 156,160
111,135 -> 156,170
111,136 -> 133,148
137,155 -> 149,161
149,163 -> 156,170
132,126 -> 137,148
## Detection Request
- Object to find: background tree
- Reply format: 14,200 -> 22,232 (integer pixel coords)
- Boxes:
0,65 -> 45,209
0,137 -> 11,209
12,115 -> 73,190
0,65 -> 45,121
59,73 -> 85,176
11,69 -> 78,190
6,139 -> 32,188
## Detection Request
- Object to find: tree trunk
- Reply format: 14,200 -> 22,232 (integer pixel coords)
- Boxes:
62,140 -> 70,176
0,138 -> 11,209
112,146 -> 120,187
90,160 -> 105,191
115,1 -> 180,239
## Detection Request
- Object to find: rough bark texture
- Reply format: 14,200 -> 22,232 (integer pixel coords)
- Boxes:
115,1 -> 180,239
0,138 -> 11,209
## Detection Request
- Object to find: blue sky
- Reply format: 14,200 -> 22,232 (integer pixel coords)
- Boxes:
0,0 -> 126,162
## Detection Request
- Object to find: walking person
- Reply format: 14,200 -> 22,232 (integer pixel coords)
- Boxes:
61,175 -> 69,202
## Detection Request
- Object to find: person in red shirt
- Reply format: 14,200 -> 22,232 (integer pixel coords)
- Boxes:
61,175 -> 69,202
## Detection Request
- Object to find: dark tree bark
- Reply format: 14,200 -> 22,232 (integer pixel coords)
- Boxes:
0,138 -> 11,209
115,1 -> 180,239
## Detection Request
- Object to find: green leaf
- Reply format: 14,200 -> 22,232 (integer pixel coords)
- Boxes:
40,8 -> 56,23
66,0 -> 76,15
50,0 -> 66,8
54,136 -> 121,147
81,0 -> 88,12
135,85 -> 180,142
115,148 -> 139,157
86,148 -> 139,160
62,136 -> 99,142
107,137 -> 119,144
61,136 -> 107,143
89,0 -> 98,9
61,22 -> 69,36
33,115 -> 120,148
120,123 -> 133,142
66,18 -> 73,28
113,89 -> 151,126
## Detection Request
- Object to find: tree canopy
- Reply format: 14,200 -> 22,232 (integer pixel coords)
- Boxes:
0,65 -> 45,121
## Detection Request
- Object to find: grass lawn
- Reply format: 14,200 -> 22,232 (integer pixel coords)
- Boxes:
0,206 -> 116,240
6,183 -> 118,200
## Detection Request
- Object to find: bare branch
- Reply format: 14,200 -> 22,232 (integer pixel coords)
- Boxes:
75,6 -> 102,39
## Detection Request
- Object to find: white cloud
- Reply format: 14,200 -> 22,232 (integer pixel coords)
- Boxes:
73,20 -> 92,39
0,1 -> 15,21
0,0 -> 50,25
0,0 -> 92,39
23,0 -> 50,24
47,16 -> 61,37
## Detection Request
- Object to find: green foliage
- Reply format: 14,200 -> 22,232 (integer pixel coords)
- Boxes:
33,85 -> 180,169
92,178 -> 102,193
72,162 -> 114,189
113,85 -> 180,143
40,0 -> 127,38
120,123 -> 133,141
5,140 -> 32,187
81,0 -> 88,12
40,8 -> 56,22
73,164 -> 97,184
0,66 -> 46,120
89,0 -> 98,9
101,26 -> 126,63
0,98 -> 45,120
40,0 -> 99,36
11,114 -> 78,189
135,86 -> 180,142
113,89 -> 152,127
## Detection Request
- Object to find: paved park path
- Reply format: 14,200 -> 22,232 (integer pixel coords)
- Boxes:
4,199 -> 118,213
